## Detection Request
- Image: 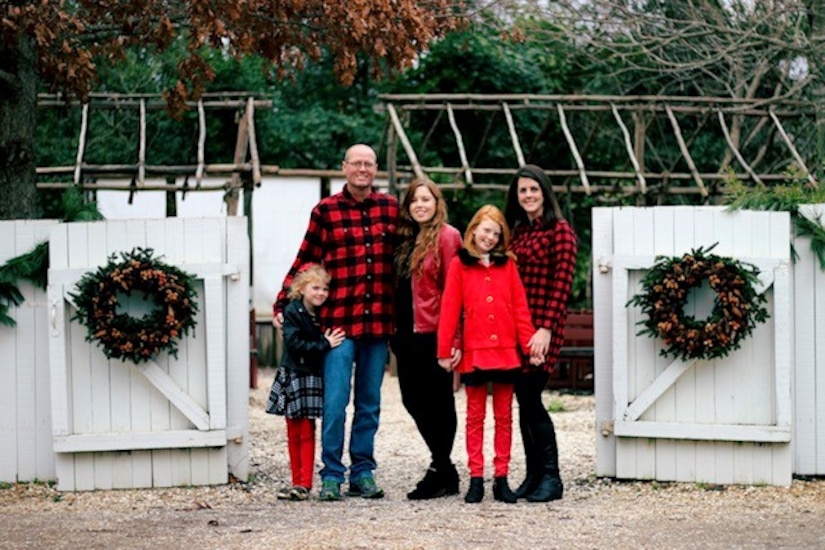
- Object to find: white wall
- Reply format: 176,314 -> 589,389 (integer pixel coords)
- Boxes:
95,176 -> 387,320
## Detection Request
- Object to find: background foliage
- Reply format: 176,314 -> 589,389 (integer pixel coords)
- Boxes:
30,3 -> 825,309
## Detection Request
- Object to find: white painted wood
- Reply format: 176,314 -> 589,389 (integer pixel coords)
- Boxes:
46,218 -> 246,490
622,358 -> 696,421
593,208 -> 616,477
224,216 -> 250,483
601,207 -> 793,486
136,362 -> 210,430
0,221 -> 59,483
53,430 -> 226,452
795,205 -> 825,475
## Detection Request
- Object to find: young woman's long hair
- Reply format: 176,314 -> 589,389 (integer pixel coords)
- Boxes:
504,164 -> 565,230
463,204 -> 516,260
394,178 -> 449,279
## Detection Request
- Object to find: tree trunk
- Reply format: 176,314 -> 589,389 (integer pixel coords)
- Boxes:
0,34 -> 39,220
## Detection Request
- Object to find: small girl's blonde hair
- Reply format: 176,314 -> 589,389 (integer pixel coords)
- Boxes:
288,263 -> 331,299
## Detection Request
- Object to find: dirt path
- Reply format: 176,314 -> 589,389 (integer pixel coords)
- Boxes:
1,369 -> 823,549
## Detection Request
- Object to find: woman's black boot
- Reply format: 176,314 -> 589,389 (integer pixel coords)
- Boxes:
525,472 -> 563,502
464,477 -> 484,503
514,471 -> 539,499
526,419 -> 563,502
492,476 -> 517,504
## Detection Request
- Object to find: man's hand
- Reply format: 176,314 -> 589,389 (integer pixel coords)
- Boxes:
272,312 -> 284,330
325,327 -> 346,348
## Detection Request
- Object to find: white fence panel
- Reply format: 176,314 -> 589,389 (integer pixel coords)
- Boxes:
793,205 -> 825,475
0,220 -> 60,483
595,206 -> 792,486
47,217 -> 248,490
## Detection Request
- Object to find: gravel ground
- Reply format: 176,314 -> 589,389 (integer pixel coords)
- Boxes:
1,367 -> 824,549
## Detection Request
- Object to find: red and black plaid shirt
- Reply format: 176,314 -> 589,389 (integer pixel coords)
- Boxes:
509,218 -> 578,371
274,186 -> 399,339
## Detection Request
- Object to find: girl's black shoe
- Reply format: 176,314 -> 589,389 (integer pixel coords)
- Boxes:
492,476 -> 517,503
464,477 -> 484,503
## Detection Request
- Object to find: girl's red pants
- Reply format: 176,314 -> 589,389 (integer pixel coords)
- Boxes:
286,417 -> 315,489
464,382 -> 514,478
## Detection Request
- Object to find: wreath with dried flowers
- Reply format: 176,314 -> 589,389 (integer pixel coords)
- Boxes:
628,244 -> 770,361
71,248 -> 199,364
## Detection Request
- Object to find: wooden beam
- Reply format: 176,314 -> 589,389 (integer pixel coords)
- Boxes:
717,110 -> 764,185
446,103 -> 473,186
386,103 -> 424,179
502,103 -> 525,167
246,97 -> 262,187
769,108 -> 816,185
227,109 -> 249,216
74,103 -> 89,185
138,99 -> 146,186
386,120 -> 399,195
611,103 -> 647,194
665,104 -> 707,197
195,100 -> 206,188
557,105 -> 591,194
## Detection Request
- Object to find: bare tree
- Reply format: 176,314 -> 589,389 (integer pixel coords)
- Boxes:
492,0 -> 825,178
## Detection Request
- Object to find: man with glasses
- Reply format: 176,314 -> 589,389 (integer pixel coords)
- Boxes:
274,144 -> 399,501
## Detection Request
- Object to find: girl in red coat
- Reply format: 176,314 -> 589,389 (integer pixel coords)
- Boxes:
437,205 -> 542,504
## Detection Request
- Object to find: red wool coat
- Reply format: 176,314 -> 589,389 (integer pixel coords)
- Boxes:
437,249 -> 536,374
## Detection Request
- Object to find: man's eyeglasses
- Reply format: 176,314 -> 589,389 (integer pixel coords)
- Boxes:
346,161 -> 376,169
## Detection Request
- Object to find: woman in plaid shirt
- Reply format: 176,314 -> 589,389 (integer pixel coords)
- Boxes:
505,164 -> 578,503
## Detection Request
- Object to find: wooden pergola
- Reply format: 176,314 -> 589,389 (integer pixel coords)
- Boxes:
379,93 -> 819,202
35,92 -> 819,205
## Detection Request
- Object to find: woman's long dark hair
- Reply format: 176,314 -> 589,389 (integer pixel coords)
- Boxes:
504,164 -> 565,230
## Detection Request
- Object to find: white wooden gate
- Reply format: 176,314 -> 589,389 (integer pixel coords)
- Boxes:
47,217 -> 249,491
593,207 -> 792,486
792,205 -> 825,475
0,220 -> 59,483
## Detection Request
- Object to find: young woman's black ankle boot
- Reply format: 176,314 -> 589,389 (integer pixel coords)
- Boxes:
492,476 -> 517,503
441,463 -> 460,495
464,477 -> 484,503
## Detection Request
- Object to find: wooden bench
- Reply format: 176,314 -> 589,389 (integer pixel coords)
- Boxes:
548,309 -> 594,392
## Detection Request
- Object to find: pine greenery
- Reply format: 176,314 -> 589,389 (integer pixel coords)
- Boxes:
0,188 -> 103,326
725,170 -> 825,270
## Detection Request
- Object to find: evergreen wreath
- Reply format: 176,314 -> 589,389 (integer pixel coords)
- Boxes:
628,244 -> 770,361
71,247 -> 199,363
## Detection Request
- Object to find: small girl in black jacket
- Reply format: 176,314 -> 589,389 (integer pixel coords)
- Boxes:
266,264 -> 345,500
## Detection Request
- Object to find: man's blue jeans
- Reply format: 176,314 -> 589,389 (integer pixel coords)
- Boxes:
320,338 -> 387,484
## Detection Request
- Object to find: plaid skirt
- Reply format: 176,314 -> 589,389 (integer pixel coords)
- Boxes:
265,367 -> 324,419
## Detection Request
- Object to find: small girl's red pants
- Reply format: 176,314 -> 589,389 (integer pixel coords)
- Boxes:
286,418 -> 316,489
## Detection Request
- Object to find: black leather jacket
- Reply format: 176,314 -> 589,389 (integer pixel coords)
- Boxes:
280,299 -> 330,375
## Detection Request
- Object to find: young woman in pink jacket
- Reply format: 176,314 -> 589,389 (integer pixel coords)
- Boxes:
437,205 -> 543,503
393,178 -> 463,500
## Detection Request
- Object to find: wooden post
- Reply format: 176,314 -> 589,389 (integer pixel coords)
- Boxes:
226,107 -> 249,217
